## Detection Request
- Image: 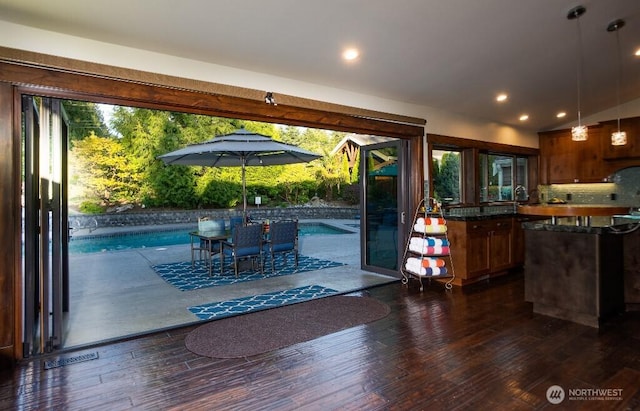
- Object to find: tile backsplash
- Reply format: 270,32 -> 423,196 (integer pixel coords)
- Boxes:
541,166 -> 640,207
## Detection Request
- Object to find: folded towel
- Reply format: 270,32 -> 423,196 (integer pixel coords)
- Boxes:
413,224 -> 447,234
416,217 -> 425,225
425,267 -> 447,276
426,246 -> 450,255
405,260 -> 448,276
405,259 -> 426,275
425,217 -> 446,225
409,237 -> 449,247
421,257 -> 446,268
408,242 -> 450,255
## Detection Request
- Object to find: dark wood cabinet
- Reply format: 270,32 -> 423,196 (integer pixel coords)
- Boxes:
539,116 -> 640,184
539,125 -> 609,184
446,217 -> 514,286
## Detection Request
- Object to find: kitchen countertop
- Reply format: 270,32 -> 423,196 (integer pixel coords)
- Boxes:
517,204 -> 630,217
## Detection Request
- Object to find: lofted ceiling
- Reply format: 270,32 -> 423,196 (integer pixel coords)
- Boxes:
0,0 -> 639,132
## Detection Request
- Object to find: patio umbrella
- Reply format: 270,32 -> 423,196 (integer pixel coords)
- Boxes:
158,128 -> 321,219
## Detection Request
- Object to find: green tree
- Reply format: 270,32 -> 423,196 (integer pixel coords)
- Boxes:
63,100 -> 111,142
350,148 -> 360,183
433,152 -> 460,202
69,134 -> 138,206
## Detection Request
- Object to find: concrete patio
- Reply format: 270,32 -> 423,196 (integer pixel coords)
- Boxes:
64,219 -> 398,348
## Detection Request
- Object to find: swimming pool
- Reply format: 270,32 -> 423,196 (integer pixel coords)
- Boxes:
68,223 -> 353,254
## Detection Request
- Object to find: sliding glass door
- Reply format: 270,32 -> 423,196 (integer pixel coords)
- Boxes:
22,96 -> 69,356
360,139 -> 409,275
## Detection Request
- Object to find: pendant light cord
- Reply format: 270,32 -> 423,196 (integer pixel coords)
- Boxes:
575,15 -> 584,127
615,27 -> 622,133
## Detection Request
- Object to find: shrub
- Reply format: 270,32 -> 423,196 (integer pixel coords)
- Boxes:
79,201 -> 105,214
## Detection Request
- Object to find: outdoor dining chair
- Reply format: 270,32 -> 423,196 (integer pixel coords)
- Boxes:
267,219 -> 299,273
220,223 -> 264,277
229,216 -> 244,236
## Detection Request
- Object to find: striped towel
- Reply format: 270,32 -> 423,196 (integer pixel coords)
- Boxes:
405,259 -> 448,276
407,257 -> 445,268
410,237 -> 449,247
413,224 -> 448,234
416,217 -> 446,225
421,257 -> 446,268
408,242 -> 450,255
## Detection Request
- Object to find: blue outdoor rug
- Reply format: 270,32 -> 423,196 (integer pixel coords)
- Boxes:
152,254 -> 345,291
188,285 -> 339,320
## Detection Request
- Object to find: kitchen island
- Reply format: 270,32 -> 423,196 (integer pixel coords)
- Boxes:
522,220 -> 630,328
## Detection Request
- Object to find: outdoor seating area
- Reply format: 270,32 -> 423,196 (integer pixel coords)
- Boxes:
190,216 -> 300,277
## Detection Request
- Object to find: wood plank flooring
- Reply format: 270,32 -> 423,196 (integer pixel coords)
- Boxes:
2,273 -> 640,410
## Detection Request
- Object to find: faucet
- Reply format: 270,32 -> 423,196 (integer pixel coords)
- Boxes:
514,185 -> 528,201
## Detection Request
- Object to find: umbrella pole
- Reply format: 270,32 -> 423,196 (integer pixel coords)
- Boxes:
241,158 -> 247,222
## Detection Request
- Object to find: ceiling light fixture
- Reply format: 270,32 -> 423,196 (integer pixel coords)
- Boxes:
264,92 -> 277,105
607,18 -> 627,146
342,48 -> 359,61
557,111 -> 567,118
519,114 -> 529,121
568,5 -> 588,141
496,93 -> 508,102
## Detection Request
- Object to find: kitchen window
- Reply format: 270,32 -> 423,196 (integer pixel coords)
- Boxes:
432,149 -> 461,204
479,153 -> 528,203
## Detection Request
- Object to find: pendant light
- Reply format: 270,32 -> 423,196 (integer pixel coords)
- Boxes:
607,19 -> 627,146
568,6 -> 588,141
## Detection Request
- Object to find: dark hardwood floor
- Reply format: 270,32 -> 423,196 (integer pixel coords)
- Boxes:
2,273 -> 640,410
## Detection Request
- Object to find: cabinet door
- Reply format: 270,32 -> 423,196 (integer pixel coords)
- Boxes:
490,220 -> 513,272
466,223 -> 491,277
539,127 -> 609,183
539,130 -> 577,184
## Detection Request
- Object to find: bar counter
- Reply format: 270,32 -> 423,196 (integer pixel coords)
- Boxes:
522,220 -> 638,328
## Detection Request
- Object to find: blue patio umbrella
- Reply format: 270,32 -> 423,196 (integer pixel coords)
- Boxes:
158,128 -> 321,219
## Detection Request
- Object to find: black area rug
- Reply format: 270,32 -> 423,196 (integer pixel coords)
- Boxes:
184,295 -> 390,358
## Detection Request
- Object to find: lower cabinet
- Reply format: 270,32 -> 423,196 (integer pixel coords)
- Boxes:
445,217 -> 515,286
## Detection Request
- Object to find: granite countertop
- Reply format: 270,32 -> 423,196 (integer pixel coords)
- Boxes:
443,212 -> 549,222
522,221 -> 640,235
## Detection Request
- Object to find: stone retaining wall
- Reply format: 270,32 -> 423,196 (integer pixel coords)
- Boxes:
69,207 -> 359,229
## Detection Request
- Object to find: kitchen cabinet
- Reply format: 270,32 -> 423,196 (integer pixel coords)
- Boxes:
539,126 -> 609,184
446,217 -> 514,286
512,215 -> 548,266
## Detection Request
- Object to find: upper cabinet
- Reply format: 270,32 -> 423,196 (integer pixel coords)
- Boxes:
539,125 -> 608,184
539,116 -> 640,184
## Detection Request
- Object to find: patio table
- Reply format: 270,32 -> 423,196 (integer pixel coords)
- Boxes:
189,230 -> 230,273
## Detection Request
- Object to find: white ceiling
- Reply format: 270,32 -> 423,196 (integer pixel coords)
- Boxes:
0,0 -> 639,132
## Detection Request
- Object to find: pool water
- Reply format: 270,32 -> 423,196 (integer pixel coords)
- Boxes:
69,223 -> 352,254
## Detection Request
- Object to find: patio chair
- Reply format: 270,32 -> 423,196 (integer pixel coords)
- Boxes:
220,223 -> 264,277
193,217 -> 226,276
229,216 -> 244,237
267,219 -> 298,273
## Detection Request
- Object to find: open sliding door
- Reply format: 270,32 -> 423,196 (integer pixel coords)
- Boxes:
22,96 -> 69,356
360,139 -> 409,276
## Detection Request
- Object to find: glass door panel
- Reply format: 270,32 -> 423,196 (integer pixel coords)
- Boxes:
360,139 -> 407,275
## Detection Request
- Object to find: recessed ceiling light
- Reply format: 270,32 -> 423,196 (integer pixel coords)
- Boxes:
519,114 -> 529,121
342,48 -> 359,61
557,112 -> 567,118
635,48 -> 640,56
496,93 -> 508,102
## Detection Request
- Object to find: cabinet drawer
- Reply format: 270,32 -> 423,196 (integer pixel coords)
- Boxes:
465,219 -> 512,233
